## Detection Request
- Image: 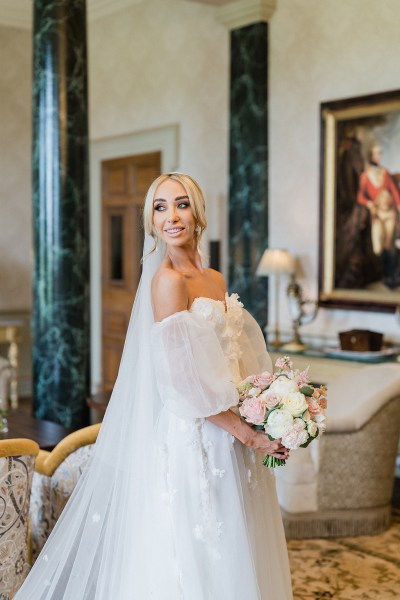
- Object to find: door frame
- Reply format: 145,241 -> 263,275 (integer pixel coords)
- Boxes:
90,124 -> 179,392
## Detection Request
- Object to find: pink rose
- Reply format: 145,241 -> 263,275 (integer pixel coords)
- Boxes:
239,396 -> 267,425
294,367 -> 310,388
245,375 -> 256,384
275,356 -> 293,371
281,426 -> 309,450
253,371 -> 275,390
307,397 -> 321,417
260,390 -> 280,410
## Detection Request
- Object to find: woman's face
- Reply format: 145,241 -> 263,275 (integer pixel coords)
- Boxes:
153,178 -> 196,247
370,144 -> 383,164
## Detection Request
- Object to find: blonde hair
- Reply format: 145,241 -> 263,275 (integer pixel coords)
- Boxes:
143,173 -> 207,249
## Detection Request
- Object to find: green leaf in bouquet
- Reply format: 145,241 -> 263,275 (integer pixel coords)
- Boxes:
237,381 -> 253,396
300,436 -> 312,448
300,385 -> 314,396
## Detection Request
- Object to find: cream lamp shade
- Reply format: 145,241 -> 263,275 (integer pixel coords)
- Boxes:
256,248 -> 295,276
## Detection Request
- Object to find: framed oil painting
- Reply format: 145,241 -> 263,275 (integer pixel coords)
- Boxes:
319,89 -> 400,312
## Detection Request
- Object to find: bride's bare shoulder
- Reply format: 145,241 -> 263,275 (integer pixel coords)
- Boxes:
152,265 -> 189,321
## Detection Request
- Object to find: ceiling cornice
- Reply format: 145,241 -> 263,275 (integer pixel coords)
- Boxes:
216,0 -> 277,30
0,0 -> 144,31
0,0 -> 240,31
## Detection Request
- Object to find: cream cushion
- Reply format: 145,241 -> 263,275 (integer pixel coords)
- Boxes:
327,363 -> 400,431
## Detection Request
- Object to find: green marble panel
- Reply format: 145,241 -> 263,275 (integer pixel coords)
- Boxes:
228,22 -> 269,327
32,0 -> 90,428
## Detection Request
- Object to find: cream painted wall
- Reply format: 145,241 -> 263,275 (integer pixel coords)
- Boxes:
89,0 -> 229,251
0,25 -> 32,394
0,25 -> 32,312
4,0 -> 400,396
269,0 -> 400,343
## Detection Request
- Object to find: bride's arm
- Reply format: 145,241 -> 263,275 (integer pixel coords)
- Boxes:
207,410 -> 289,459
151,270 -> 288,460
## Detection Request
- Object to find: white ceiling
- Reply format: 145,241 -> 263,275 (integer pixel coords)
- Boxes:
0,0 -> 232,30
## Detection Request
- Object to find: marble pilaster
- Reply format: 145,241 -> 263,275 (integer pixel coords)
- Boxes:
32,0 -> 90,428
228,21 -> 269,326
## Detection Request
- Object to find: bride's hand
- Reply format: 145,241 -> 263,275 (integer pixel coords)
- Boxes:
206,410 -> 290,459
244,428 -> 290,460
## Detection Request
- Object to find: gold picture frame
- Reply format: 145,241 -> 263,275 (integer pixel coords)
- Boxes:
319,90 -> 400,312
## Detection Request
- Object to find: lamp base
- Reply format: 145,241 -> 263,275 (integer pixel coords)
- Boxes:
269,337 -> 282,350
280,340 -> 308,352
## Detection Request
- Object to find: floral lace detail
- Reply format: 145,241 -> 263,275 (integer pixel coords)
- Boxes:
190,293 -> 244,384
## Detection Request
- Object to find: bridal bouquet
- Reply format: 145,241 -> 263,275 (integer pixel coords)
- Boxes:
237,356 -> 327,468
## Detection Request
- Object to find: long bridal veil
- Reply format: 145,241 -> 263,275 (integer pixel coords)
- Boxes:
16,236 -> 168,599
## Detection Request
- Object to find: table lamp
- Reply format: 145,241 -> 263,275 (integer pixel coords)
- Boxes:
256,248 -> 295,348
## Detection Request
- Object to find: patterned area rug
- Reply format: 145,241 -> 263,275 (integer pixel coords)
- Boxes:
288,509 -> 400,599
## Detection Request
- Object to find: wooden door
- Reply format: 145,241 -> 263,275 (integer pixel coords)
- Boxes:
101,152 -> 161,391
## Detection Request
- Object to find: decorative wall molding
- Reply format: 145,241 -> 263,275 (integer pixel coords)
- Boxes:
216,0 -> 276,29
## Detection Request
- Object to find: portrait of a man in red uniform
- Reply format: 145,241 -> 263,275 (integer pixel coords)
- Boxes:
319,91 -> 400,311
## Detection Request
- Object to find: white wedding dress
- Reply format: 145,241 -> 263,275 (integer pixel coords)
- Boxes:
150,294 -> 293,599
16,239 -> 292,600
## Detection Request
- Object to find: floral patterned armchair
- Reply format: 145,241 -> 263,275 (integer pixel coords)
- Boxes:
0,438 -> 39,599
30,423 -> 100,561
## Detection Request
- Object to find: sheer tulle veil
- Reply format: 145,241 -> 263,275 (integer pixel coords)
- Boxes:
16,235 -> 168,599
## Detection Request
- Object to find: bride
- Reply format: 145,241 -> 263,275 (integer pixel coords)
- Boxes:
16,173 -> 293,599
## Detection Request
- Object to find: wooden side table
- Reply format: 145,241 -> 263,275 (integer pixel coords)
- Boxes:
0,409 -> 74,451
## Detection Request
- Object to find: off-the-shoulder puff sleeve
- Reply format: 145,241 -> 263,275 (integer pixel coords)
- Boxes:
239,309 -> 273,376
151,311 -> 239,419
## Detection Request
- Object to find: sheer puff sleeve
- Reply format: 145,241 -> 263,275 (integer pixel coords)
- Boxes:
239,309 -> 273,377
151,310 -> 239,419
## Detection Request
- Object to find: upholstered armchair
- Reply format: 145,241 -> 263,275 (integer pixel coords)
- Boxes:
0,438 -> 39,599
275,363 -> 400,538
30,423 -> 100,561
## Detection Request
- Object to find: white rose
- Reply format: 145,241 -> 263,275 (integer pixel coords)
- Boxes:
265,408 -> 293,438
281,426 -> 309,450
269,376 -> 298,396
306,420 -> 318,437
315,414 -> 327,431
293,417 -> 306,430
281,392 -> 308,417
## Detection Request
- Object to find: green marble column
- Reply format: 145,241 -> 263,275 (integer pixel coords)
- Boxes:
32,0 -> 90,428
228,22 -> 269,326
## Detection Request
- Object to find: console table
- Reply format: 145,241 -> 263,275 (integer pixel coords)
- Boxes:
269,346 -> 400,384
